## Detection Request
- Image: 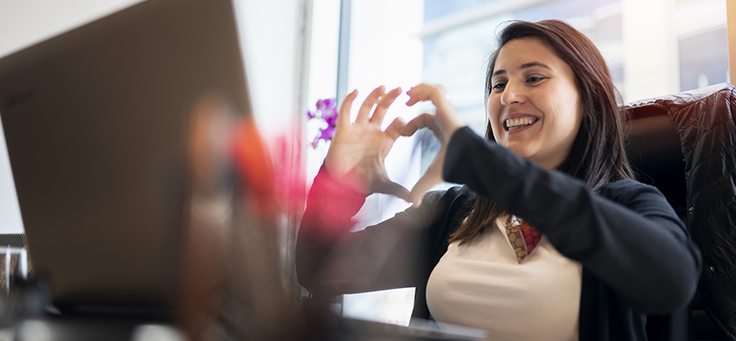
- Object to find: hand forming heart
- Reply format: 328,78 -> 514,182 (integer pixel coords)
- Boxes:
402,84 -> 465,205
323,84 -> 465,207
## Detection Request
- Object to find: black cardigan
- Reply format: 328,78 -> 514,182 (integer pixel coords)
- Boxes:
297,126 -> 702,340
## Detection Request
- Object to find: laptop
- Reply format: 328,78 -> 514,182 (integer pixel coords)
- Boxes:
0,0 -> 250,318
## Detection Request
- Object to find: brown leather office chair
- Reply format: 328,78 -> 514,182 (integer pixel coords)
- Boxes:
625,83 -> 736,341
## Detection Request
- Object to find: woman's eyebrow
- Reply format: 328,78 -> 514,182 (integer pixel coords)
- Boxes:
520,61 -> 551,70
493,62 -> 551,77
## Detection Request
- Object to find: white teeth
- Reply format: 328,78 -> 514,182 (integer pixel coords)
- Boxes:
505,117 -> 536,131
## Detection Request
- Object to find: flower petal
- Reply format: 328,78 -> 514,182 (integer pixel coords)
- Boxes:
324,114 -> 337,126
324,98 -> 336,109
321,126 -> 336,140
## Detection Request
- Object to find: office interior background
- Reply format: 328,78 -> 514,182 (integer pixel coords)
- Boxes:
0,0 -> 729,326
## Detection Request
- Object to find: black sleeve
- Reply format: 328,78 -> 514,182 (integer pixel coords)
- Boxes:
443,126 -> 702,314
295,168 -> 457,295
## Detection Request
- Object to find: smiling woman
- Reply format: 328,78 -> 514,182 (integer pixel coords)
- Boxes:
296,19 -> 701,341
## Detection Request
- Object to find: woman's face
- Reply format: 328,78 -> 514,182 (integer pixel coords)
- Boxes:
487,37 -> 583,170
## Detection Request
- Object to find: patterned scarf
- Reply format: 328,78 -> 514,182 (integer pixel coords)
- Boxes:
504,215 -> 543,263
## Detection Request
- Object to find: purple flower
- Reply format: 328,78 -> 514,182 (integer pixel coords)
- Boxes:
310,135 -> 321,149
316,98 -> 336,111
323,107 -> 338,126
324,98 -> 336,109
307,98 -> 338,148
311,125 -> 335,148
319,124 -> 335,140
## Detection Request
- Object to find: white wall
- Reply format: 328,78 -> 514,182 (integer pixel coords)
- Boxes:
0,0 -> 303,234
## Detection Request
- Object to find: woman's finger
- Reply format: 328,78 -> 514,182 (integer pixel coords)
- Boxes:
370,87 -> 402,125
374,178 -> 411,202
356,86 -> 385,123
405,88 -> 423,106
406,84 -> 446,107
385,117 -> 407,141
401,113 -> 436,137
405,85 -> 429,106
405,84 -> 465,141
337,89 -> 358,127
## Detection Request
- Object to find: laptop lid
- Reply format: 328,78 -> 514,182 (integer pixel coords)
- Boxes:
0,0 -> 251,317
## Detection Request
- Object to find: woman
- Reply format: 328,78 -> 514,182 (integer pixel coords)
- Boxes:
296,20 -> 701,340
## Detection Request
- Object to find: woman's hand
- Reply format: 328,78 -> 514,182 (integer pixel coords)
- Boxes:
402,84 -> 466,206
323,86 -> 411,201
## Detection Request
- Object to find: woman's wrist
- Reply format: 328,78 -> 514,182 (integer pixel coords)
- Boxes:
443,121 -> 466,142
320,162 -> 369,197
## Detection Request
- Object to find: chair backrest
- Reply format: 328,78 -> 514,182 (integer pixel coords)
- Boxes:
625,97 -> 688,219
623,83 -> 736,341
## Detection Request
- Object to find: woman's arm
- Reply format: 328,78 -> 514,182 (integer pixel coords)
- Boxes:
295,167 -> 455,295
444,126 -> 702,314
296,87 -> 460,294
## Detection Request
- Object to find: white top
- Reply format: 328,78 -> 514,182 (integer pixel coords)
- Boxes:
426,217 -> 583,341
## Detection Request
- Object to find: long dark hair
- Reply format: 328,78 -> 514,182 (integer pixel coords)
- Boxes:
449,19 -> 634,245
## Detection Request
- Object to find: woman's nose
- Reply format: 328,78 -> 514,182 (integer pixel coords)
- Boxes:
500,80 -> 525,107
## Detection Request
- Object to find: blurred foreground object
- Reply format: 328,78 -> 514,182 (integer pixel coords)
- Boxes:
178,96 -> 305,340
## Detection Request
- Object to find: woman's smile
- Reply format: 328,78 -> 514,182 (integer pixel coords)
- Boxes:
503,114 -> 540,132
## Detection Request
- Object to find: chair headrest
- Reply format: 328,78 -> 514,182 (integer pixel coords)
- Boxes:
621,83 -> 735,217
624,83 -> 733,120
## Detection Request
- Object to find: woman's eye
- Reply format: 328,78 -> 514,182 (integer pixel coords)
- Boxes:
492,82 -> 506,91
526,76 -> 546,83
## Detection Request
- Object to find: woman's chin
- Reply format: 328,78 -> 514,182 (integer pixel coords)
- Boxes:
505,144 -> 534,159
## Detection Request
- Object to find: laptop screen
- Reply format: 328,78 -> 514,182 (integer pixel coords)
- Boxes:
0,0 -> 251,317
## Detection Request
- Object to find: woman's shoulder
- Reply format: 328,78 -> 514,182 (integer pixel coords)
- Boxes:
399,185 -> 475,233
406,185 -> 475,222
599,178 -> 670,207
422,185 -> 475,206
601,178 -> 657,193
